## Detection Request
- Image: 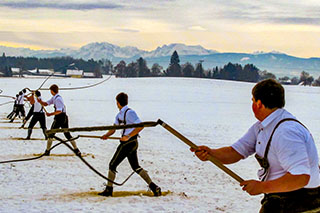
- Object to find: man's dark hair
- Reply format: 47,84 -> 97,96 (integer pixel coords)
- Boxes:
252,79 -> 285,109
49,84 -> 59,94
116,92 -> 128,107
35,90 -> 41,97
19,91 -> 22,95
22,89 -> 26,93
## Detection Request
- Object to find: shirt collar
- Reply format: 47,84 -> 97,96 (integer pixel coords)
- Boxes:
120,105 -> 128,113
260,108 -> 284,128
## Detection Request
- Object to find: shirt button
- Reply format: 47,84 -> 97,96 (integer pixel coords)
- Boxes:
258,141 -> 261,144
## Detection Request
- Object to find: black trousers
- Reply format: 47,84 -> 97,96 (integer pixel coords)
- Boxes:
260,187 -> 320,213
16,105 -> 25,117
47,113 -> 72,139
7,104 -> 17,118
109,136 -> 141,173
28,112 -> 46,129
25,105 -> 34,122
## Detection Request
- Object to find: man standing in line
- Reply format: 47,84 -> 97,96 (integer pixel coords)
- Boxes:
191,79 -> 320,212
10,89 -> 26,122
99,92 -> 161,197
24,90 -> 47,140
7,94 -> 19,120
37,84 -> 81,156
21,103 -> 34,128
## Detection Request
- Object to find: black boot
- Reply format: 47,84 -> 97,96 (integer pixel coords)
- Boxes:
98,186 -> 113,197
149,182 -> 161,196
74,148 -> 81,157
25,129 -> 32,140
43,149 -> 50,156
43,129 -> 48,140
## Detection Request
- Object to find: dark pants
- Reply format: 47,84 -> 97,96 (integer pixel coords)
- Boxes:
47,113 -> 72,139
109,136 -> 141,173
17,105 -> 25,117
25,105 -> 34,123
260,187 -> 320,213
7,104 -> 17,119
28,112 -> 46,129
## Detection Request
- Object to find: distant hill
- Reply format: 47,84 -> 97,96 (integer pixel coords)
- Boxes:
0,42 -> 319,77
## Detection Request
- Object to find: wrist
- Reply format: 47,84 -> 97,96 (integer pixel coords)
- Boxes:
260,181 -> 269,194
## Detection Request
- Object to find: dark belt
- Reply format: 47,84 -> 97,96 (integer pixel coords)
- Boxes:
266,186 -> 320,199
54,112 -> 66,118
120,135 -> 138,144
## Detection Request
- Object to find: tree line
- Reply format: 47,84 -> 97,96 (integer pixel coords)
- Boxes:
0,50 -> 319,86
0,53 -> 112,78
113,50 -> 319,86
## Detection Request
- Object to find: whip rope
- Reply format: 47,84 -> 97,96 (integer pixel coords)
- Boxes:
39,75 -> 112,91
0,135 -> 135,186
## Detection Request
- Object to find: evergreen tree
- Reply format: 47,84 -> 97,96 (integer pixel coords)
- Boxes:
114,60 -> 127,77
137,57 -> 150,77
299,71 -> 313,86
194,62 -> 204,78
170,50 -> 180,65
166,51 -> 182,77
181,62 -> 194,77
126,62 -> 138,77
151,63 -> 163,76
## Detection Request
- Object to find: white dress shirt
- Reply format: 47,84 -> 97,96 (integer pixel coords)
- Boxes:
114,105 -> 141,136
17,93 -> 24,105
232,108 -> 320,188
33,96 -> 43,113
46,94 -> 65,113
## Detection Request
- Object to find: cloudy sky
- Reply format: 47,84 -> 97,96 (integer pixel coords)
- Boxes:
0,0 -> 319,57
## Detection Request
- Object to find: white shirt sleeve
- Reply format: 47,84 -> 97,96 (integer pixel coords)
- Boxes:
46,97 -> 54,105
127,110 -> 141,124
273,125 -> 311,176
54,97 -> 64,112
114,114 -> 120,125
231,123 -> 258,158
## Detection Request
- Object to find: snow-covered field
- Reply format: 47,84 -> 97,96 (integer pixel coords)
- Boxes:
0,76 -> 320,212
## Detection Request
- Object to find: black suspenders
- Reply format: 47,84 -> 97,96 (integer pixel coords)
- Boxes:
118,108 -> 130,137
255,118 -> 307,181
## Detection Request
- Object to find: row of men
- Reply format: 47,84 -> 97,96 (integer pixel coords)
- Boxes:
6,79 -> 320,212
7,85 -> 161,197
7,89 -> 26,123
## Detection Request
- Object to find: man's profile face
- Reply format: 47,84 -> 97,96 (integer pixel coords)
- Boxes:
50,90 -> 55,96
251,97 -> 260,120
116,101 -> 122,110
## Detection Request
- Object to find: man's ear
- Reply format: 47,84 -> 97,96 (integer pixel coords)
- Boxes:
256,99 -> 263,109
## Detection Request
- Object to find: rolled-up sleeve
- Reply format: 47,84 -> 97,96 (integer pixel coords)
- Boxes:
273,126 -> 311,176
231,124 -> 257,158
54,98 -> 64,112
46,97 -> 54,105
127,110 -> 141,124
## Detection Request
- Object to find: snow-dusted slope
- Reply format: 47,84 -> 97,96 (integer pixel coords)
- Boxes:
1,76 -> 319,212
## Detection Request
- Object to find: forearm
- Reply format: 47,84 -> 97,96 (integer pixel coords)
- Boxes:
210,146 -> 243,164
48,111 -> 62,116
262,173 -> 310,194
104,129 -> 116,137
38,100 -> 48,106
128,127 -> 143,138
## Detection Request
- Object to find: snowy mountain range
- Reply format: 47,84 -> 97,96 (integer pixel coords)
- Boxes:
0,42 -> 319,77
0,42 -> 217,59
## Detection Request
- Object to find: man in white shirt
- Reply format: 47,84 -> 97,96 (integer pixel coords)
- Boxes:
37,84 -> 81,156
10,89 -> 26,122
191,79 -> 320,212
7,94 -> 19,120
99,92 -> 161,197
24,90 -> 46,140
